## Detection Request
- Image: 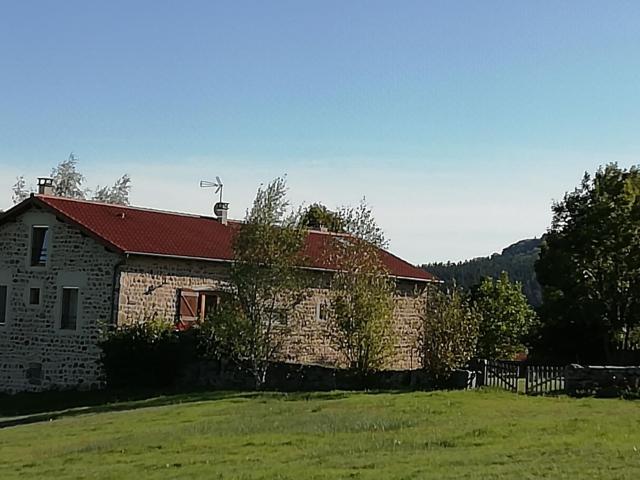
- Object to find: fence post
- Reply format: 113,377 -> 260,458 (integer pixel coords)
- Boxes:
481,359 -> 487,387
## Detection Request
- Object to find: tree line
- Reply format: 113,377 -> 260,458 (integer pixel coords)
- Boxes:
423,238 -> 543,307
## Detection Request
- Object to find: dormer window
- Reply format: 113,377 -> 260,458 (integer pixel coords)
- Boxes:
30,226 -> 49,267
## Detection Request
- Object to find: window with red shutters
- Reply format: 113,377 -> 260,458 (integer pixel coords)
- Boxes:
178,289 -> 198,324
177,289 -> 226,329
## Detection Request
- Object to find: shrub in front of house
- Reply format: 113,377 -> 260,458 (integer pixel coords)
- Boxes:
418,286 -> 480,386
99,319 -> 199,389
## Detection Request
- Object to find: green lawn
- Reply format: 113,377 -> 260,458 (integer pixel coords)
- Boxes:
1,389 -> 639,479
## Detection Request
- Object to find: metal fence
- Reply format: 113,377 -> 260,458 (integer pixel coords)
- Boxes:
525,364 -> 565,395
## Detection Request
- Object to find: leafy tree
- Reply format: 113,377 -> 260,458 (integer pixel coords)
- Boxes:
214,177 -> 309,388
338,198 -> 388,248
51,153 -> 87,199
300,203 -> 344,232
12,176 -> 29,204
328,199 -> 396,374
535,163 -> 640,362
471,272 -> 537,360
93,174 -> 132,205
419,286 -> 480,381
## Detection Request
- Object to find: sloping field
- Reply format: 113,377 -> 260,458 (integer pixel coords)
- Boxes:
1,389 -> 639,479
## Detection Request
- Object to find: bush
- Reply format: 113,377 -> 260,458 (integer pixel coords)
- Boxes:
419,287 -> 480,383
471,272 -> 537,360
99,319 -> 198,389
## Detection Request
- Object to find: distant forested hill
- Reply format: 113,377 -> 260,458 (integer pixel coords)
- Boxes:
422,238 -> 543,306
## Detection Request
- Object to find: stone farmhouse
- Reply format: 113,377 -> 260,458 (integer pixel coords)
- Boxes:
0,186 -> 436,393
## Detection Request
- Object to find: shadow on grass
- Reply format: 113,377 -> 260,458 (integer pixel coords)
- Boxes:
0,389 -> 255,428
0,388 -> 361,429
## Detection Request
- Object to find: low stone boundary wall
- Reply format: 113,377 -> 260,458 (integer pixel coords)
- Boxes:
565,364 -> 640,397
178,360 -> 477,391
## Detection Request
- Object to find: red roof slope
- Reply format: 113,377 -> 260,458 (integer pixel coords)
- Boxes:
6,195 -> 434,282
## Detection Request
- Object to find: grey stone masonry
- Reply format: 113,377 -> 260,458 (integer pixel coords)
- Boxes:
0,207 -> 120,393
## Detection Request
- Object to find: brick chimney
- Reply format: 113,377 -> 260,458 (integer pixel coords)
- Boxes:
37,178 -> 54,195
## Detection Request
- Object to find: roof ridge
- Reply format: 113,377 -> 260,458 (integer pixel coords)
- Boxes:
36,195 -> 237,222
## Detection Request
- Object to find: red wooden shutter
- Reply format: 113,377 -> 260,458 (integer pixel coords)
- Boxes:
178,289 -> 198,325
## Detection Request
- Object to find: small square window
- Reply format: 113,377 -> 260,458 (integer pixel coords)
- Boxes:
60,287 -> 79,330
0,285 -> 7,325
30,226 -> 49,267
29,287 -> 41,305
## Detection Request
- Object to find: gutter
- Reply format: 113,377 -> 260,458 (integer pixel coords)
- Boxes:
124,251 -> 437,284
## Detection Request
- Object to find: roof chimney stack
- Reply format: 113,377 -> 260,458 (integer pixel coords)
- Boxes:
37,178 -> 54,196
213,202 -> 229,225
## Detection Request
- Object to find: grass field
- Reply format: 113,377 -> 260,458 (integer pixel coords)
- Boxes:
1,389 -> 639,479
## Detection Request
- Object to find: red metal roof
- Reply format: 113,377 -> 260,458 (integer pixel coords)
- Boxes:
8,195 -> 434,282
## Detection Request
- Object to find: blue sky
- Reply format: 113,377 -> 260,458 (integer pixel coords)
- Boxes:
1,1 -> 640,262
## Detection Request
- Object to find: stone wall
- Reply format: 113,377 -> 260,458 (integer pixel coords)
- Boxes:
565,364 -> 640,397
0,207 -> 121,393
117,256 -> 427,370
116,256 -> 231,325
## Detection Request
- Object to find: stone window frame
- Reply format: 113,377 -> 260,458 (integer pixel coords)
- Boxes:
315,298 -> 329,322
59,287 -> 80,331
0,270 -> 12,328
0,285 -> 8,327
29,225 -> 50,268
54,272 -> 87,334
24,281 -> 44,309
23,212 -> 55,272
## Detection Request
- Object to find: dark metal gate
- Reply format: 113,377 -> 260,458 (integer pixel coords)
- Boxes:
524,365 -> 565,395
481,359 -> 519,392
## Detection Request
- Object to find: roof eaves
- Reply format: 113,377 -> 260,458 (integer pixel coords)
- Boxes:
124,251 -> 234,263
0,195 -> 37,224
125,251 -> 433,282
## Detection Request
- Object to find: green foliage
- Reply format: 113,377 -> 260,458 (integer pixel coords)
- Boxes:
98,319 -> 197,388
222,177 -> 309,387
338,197 -> 388,248
424,238 -> 542,306
328,200 -> 396,374
11,152 -> 132,205
51,153 -> 87,199
535,164 -> 640,362
300,199 -> 388,248
471,272 -> 538,360
92,174 -> 132,205
11,176 -> 29,204
300,203 -> 344,232
419,286 -> 480,381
